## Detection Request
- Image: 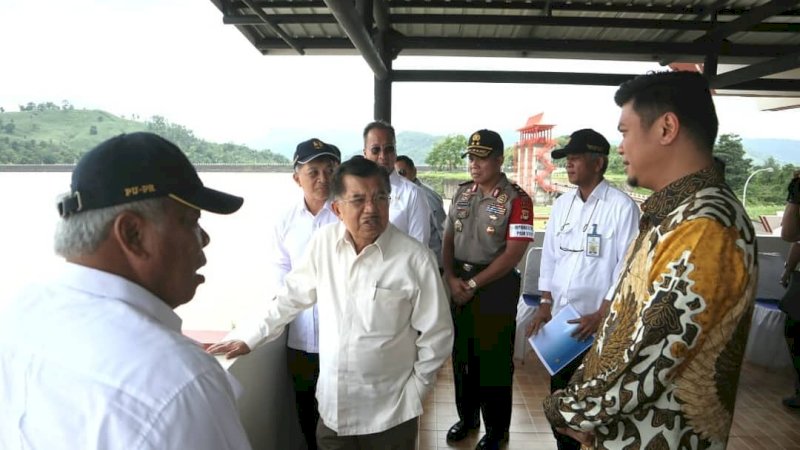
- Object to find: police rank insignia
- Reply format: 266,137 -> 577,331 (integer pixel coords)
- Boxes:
486,226 -> 496,235
454,220 -> 463,232
496,193 -> 508,204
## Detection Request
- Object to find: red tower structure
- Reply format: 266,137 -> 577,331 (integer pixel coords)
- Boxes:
513,113 -> 556,204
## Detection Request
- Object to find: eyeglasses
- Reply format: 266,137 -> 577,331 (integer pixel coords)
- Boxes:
559,245 -> 584,253
338,194 -> 391,209
368,145 -> 396,155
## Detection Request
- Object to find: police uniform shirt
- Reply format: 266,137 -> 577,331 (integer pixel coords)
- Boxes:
446,173 -> 534,264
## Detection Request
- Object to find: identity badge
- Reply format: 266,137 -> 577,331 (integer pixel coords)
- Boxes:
586,223 -> 601,257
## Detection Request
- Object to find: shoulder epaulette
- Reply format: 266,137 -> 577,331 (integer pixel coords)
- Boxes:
511,183 -> 532,199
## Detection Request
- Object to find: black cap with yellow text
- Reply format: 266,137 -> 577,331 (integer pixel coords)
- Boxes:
551,128 -> 610,159
293,138 -> 341,166
461,129 -> 504,158
57,132 -> 244,217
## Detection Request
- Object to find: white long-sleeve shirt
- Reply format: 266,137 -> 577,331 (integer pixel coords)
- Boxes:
267,195 -> 339,353
230,222 -> 453,436
0,263 -> 251,450
539,180 -> 640,316
389,171 -> 431,244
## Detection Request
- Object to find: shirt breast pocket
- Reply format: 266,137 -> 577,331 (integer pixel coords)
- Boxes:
358,286 -> 414,335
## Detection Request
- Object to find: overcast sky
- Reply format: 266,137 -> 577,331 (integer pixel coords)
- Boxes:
4,0 -> 800,151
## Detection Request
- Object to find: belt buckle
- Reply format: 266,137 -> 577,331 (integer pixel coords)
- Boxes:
462,263 -> 474,272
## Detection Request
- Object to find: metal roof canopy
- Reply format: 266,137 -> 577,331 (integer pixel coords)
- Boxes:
210,0 -> 800,121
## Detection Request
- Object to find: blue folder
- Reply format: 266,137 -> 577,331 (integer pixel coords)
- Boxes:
528,303 -> 594,376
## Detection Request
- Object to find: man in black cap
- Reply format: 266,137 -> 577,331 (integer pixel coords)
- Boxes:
443,129 -> 534,450
526,128 -> 639,450
0,132 -> 251,449
270,138 -> 340,450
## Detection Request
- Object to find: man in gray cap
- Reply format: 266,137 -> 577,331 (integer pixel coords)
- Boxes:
271,138 -> 341,450
526,128 -> 639,450
0,132 -> 251,449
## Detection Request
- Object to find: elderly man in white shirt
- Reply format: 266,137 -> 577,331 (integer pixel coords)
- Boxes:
269,138 -> 341,450
361,120 -> 431,245
0,132 -> 251,450
526,129 -> 639,450
210,156 -> 453,450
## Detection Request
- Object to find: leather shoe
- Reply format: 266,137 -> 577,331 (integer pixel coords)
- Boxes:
783,394 -> 800,409
475,431 -> 509,450
446,420 -> 479,442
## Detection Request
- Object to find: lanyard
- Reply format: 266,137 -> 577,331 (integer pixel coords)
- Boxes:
559,193 -> 600,234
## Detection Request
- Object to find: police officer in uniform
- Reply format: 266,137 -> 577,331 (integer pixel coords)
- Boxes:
443,129 -> 534,450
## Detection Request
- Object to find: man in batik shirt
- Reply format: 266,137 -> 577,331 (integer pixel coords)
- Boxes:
543,71 -> 757,450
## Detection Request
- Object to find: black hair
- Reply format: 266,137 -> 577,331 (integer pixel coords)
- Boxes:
614,71 -> 718,152
332,156 -> 391,198
362,120 -> 396,144
395,155 -> 415,169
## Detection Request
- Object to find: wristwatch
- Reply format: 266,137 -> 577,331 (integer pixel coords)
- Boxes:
467,278 -> 478,290
540,298 -> 553,305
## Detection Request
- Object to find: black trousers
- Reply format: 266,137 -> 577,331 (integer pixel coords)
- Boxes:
549,349 -> 589,450
451,265 -> 519,437
785,316 -> 800,393
287,347 -> 321,450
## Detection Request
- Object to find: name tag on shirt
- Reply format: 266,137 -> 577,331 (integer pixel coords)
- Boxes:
586,224 -> 601,257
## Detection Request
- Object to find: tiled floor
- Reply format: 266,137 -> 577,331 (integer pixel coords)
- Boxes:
419,352 -> 800,450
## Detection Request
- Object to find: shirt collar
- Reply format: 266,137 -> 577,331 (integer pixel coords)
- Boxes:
335,221 -> 391,259
639,164 -> 724,231
573,179 -> 609,203
57,262 -> 183,332
298,192 -> 334,217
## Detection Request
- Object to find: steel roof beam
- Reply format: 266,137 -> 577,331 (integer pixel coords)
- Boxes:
227,0 -> 800,17
323,0 -> 389,79
704,0 -> 800,42
224,13 -> 800,33
710,50 -> 800,88
241,0 -> 305,54
392,70 -> 635,86
253,36 -> 794,59
391,36 -> 791,59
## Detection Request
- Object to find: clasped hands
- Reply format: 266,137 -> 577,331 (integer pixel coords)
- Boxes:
447,275 -> 474,306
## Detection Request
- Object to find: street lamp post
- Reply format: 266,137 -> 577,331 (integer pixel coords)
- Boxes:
742,167 -> 774,209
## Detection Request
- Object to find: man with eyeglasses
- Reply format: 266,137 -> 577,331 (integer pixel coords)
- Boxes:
526,128 -> 639,450
266,138 -> 340,450
362,120 -> 431,245
395,155 -> 446,272
209,156 -> 453,450
443,129 -> 534,450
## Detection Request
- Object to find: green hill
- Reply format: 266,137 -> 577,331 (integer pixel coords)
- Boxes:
0,104 -> 288,165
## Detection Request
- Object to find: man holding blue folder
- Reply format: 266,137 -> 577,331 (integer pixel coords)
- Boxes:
527,128 -> 639,450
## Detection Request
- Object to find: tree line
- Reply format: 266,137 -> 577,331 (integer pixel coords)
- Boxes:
424,132 -> 795,206
0,103 -> 289,165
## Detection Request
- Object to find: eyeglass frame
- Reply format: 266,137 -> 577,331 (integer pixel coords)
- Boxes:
367,144 -> 396,156
335,193 -> 392,209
